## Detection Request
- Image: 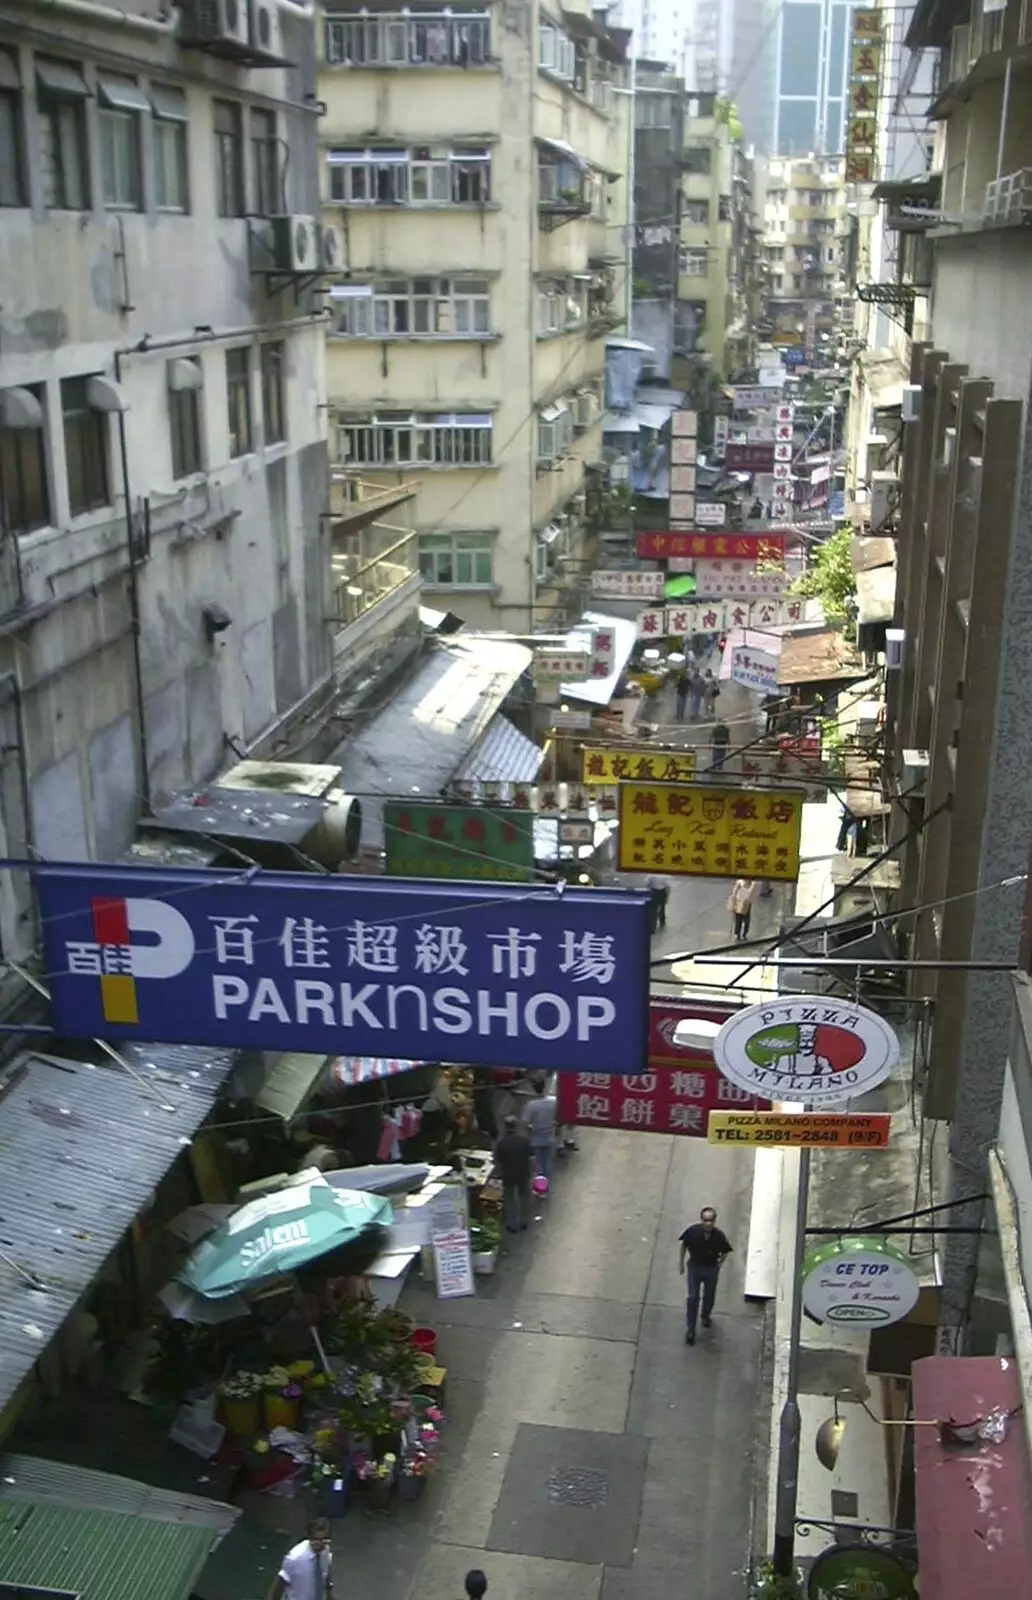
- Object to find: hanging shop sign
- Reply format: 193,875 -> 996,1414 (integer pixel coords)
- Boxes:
533,646 -> 591,681
670,466 -> 696,493
729,645 -> 780,693
670,436 -> 697,465
695,501 -> 728,526
801,1237 -> 921,1328
694,561 -> 787,599
551,708 -> 594,732
589,623 -> 617,679
725,443 -> 775,473
731,386 -> 782,410
36,864 -> 652,1074
713,995 -> 899,1105
590,569 -> 664,600
556,1064 -> 770,1138
617,782 -> 804,881
669,493 -> 697,524
582,745 -> 696,785
671,408 -> 698,438
711,416 -> 730,460
636,531 -> 785,561
448,780 -> 607,817
807,1543 -> 915,1600
383,801 -> 535,883
707,1111 -> 892,1149
845,8 -> 882,183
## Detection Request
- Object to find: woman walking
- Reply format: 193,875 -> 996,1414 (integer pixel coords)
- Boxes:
728,878 -> 757,942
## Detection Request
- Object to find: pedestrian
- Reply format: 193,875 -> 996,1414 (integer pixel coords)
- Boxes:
703,671 -> 719,720
465,1573 -> 488,1600
710,721 -> 730,770
689,668 -> 705,721
272,1519 -> 333,1600
675,667 -> 690,721
762,692 -> 781,738
492,1113 -> 532,1232
679,1206 -> 733,1345
647,874 -> 669,934
727,877 -> 756,942
524,1074 -> 557,1185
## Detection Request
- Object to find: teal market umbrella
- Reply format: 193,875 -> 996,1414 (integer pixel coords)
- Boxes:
177,1176 -> 393,1300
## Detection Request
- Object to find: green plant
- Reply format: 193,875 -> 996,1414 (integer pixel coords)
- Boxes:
749,1558 -> 806,1598
790,526 -> 857,623
471,1215 -> 502,1253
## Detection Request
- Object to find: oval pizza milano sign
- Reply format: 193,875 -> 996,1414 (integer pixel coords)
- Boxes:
713,996 -> 898,1106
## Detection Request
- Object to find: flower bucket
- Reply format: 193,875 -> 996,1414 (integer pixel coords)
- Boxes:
264,1393 -> 301,1431
410,1394 -> 435,1421
411,1327 -> 437,1358
367,1477 -> 393,1511
316,1471 -> 350,1517
472,1247 -> 499,1276
222,1394 -> 261,1437
397,1472 -> 425,1502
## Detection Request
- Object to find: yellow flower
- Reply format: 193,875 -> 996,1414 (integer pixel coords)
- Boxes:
289,1360 -> 315,1378
307,1373 -> 328,1389
253,1438 -> 270,1454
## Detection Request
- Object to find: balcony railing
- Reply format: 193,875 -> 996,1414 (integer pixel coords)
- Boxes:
332,523 -> 418,628
984,168 -> 1032,223
324,11 -> 492,69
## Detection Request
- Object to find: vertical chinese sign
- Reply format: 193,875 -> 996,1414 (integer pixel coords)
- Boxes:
845,10 -> 881,184
555,1001 -> 772,1137
383,801 -> 535,882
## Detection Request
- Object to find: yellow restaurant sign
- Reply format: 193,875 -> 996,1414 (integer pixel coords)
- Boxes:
582,746 -> 696,785
617,781 -> 804,881
707,1111 -> 892,1148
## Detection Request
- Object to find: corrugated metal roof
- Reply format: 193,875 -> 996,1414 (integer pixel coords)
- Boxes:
0,1499 -> 216,1600
328,634 -> 533,851
146,786 -> 328,845
0,1042 -> 235,1414
0,1455 -> 239,1536
777,629 -> 865,686
453,715 -> 544,786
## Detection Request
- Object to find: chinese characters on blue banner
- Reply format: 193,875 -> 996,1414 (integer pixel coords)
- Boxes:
35,866 -> 651,1073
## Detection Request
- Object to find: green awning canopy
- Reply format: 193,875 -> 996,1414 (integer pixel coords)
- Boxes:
664,574 -> 697,599
0,1500 -> 216,1600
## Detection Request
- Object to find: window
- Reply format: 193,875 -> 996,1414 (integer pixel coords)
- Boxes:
537,404 -> 574,463
683,199 -> 709,226
418,532 -> 493,586
327,145 -> 490,205
36,59 -> 89,210
225,347 -> 252,457
0,50 -> 24,208
168,365 -> 203,479
539,18 -> 576,80
324,11 -> 491,67
261,342 -> 285,443
681,144 -> 711,176
538,158 -> 584,207
97,76 -> 146,210
152,85 -> 189,212
251,107 -> 279,216
718,193 -> 732,222
0,385 -> 49,532
680,249 -> 708,278
61,378 -> 110,515
636,94 -> 671,128
339,412 -> 492,468
214,99 -> 244,218
537,278 -> 585,335
333,277 -> 490,337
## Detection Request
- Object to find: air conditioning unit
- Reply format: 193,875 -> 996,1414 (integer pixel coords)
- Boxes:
249,0 -> 283,60
180,0 -> 250,50
870,470 -> 899,532
573,392 -> 597,431
271,214 -> 317,272
319,222 -> 344,273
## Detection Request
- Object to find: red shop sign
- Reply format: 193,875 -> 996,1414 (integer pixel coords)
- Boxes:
635,531 -> 785,561
555,1000 -> 771,1137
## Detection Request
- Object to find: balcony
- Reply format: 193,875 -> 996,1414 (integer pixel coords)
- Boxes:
985,167 -> 1032,222
323,10 -> 493,70
331,512 -> 420,634
329,472 -> 419,532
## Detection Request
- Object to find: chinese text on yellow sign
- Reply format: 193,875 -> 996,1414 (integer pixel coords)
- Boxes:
617,782 -> 804,881
582,747 -> 696,785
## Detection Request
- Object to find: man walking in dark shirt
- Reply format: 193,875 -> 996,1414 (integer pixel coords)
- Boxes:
493,1114 -> 533,1232
679,1206 -> 733,1344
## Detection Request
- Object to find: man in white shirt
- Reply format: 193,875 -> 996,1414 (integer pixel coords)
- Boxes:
524,1075 -> 557,1183
272,1519 -> 333,1600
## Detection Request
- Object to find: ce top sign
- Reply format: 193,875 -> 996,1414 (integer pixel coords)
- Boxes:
802,1237 -> 921,1327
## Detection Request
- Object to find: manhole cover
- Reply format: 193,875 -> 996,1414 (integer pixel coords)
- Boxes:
547,1466 -> 609,1508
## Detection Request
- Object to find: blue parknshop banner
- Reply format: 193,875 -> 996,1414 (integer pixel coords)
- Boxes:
35,865 -> 652,1075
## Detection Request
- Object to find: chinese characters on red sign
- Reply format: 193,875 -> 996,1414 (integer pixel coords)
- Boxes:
635,531 -> 786,561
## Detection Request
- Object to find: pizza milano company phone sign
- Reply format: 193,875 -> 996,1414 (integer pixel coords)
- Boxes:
713,996 -> 898,1106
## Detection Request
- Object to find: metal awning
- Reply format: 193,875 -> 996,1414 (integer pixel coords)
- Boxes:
331,1057 -> 426,1088
913,1355 -> 1032,1599
536,135 -> 590,173
777,629 -> 865,687
0,1455 -> 238,1537
453,714 -> 545,786
231,1051 -> 332,1122
0,1044 -> 236,1416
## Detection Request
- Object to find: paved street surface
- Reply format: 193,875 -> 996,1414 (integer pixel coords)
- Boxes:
196,667 -> 779,1600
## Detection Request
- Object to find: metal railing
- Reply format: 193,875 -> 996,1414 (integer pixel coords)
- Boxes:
331,525 -> 418,628
984,167 -> 1032,222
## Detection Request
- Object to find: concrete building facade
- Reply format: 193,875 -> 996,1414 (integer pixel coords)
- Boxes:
677,93 -> 757,376
886,0 -> 1032,1347
760,154 -> 848,359
319,1 -> 631,635
0,0 -> 330,962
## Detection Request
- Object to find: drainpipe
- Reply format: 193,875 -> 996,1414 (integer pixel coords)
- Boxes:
112,352 -> 152,812
34,0 -> 177,32
994,55 -> 1013,189
625,54 -> 636,333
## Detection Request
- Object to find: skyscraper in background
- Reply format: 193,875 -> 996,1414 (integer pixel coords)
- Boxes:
771,0 -> 869,154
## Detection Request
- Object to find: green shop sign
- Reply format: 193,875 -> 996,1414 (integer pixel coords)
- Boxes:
807,1543 -> 915,1600
383,801 -> 536,882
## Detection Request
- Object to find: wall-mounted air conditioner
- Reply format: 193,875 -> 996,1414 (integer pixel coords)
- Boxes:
249,0 -> 283,60
179,0 -> 250,51
270,215 -> 317,272
319,223 -> 344,272
870,470 -> 899,532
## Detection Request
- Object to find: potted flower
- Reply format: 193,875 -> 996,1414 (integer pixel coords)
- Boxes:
218,1370 -> 264,1436
357,1452 -> 396,1510
470,1215 -> 502,1275
397,1447 -> 434,1502
263,1366 -> 303,1431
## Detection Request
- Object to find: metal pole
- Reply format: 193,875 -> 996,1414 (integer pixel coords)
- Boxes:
625,54 -> 636,333
995,56 -> 1012,187
772,1144 -> 810,1577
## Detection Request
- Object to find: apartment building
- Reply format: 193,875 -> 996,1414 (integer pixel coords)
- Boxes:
0,0 -> 331,962
677,94 -> 757,377
760,155 -> 848,360
886,0 -> 1032,1348
319,1 -> 631,634
770,0 -> 869,153
632,63 -> 683,371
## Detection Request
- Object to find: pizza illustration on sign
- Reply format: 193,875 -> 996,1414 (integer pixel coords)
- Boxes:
713,997 -> 898,1106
